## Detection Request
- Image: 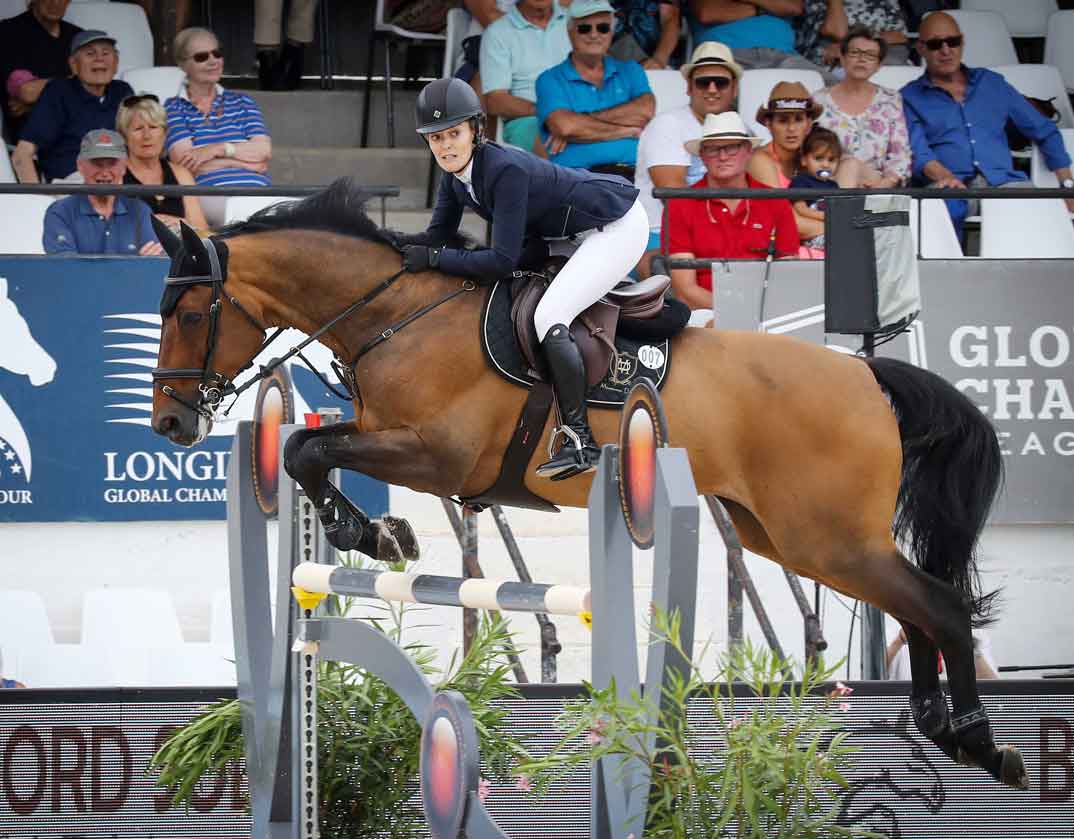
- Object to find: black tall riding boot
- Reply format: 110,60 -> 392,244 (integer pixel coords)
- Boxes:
535,324 -> 601,480
274,42 -> 305,91
257,49 -> 278,90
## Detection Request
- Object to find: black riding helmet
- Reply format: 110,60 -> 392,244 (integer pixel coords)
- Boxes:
415,77 -> 485,138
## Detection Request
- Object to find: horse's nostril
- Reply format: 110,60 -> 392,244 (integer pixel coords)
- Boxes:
157,414 -> 178,434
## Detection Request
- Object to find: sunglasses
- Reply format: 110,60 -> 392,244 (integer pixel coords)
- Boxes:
923,35 -> 963,51
121,93 -> 160,107
694,75 -> 733,91
575,22 -> 612,35
189,48 -> 224,63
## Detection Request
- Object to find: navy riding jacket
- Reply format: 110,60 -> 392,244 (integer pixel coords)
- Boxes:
425,141 -> 639,282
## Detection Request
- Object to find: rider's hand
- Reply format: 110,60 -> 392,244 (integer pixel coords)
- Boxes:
402,244 -> 440,272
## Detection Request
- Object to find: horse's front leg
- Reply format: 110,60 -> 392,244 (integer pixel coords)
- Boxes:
283,424 -> 420,564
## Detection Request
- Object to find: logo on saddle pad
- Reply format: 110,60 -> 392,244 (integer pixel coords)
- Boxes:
610,352 -> 638,385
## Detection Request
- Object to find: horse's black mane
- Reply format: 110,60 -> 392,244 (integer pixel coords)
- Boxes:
213,176 -> 471,250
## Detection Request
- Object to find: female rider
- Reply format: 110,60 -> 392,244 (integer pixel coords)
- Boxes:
399,77 -> 649,480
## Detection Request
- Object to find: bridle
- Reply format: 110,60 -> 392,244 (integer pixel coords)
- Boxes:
152,231 -> 476,422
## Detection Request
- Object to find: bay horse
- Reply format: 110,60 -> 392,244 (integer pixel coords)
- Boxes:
149,179 -> 1026,790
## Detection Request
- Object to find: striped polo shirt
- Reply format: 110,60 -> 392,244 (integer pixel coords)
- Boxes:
164,84 -> 271,187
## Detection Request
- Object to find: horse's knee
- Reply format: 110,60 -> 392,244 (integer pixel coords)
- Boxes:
283,429 -> 324,482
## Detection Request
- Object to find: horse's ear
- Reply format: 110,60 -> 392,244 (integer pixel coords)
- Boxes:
152,216 -> 182,258
179,219 -> 207,266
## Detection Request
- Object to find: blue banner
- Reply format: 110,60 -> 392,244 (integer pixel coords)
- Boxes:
0,256 -> 388,522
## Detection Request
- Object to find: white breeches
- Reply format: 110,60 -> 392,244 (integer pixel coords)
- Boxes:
533,198 -> 650,342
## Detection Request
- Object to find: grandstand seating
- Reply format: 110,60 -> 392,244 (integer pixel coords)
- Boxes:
13,643 -> 121,688
0,141 -> 16,183
980,197 -> 1074,258
909,199 -> 964,259
224,195 -> 290,224
993,64 -> 1074,129
81,587 -> 185,648
121,66 -> 185,103
0,195 -> 54,254
945,10 -> 1018,67
646,69 -> 689,115
870,65 -> 923,92
210,588 -> 234,651
737,68 -> 825,142
961,0 -> 1058,39
0,0 -> 23,19
1045,12 -> 1074,93
0,590 -> 55,648
443,6 -> 469,78
63,2 -> 153,76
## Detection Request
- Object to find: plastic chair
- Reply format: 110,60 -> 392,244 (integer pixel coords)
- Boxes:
0,195 -> 54,254
361,0 -> 447,148
0,590 -> 55,648
81,588 -> 184,648
121,66 -> 185,103
0,0 -> 25,19
0,141 -> 16,183
645,69 -> 688,115
993,64 -> 1074,129
1044,12 -> 1074,93
14,644 -> 121,688
870,65 -> 924,92
224,195 -> 291,224
210,589 -> 234,652
63,2 -> 153,75
980,197 -> 1074,257
1030,128 -> 1074,186
909,199 -> 963,258
443,7 -> 471,77
943,11 -> 1017,67
140,644 -> 237,687
737,68 -> 825,142
960,0 -> 1057,39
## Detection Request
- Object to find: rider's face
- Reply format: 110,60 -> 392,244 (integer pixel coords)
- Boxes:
426,121 -> 476,174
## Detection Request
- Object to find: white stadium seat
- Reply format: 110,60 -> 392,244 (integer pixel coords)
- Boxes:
645,69 -> 688,115
443,6 -> 470,77
943,11 -> 1017,67
870,65 -> 923,93
141,644 -> 236,686
0,195 -> 55,254
909,199 -> 963,258
0,140 -> 15,183
1044,12 -> 1074,94
0,590 -> 55,648
121,66 -> 185,103
737,68 -> 825,143
0,0 -> 24,19
14,644 -> 121,688
993,64 -> 1074,129
224,195 -> 292,224
980,197 -> 1074,258
81,587 -> 184,648
64,2 -> 153,75
960,0 -> 1057,39
210,589 -> 234,651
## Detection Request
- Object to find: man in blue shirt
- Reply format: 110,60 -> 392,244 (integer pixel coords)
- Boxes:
687,0 -> 822,72
901,11 -> 1074,235
537,0 -> 655,171
11,29 -> 133,183
43,129 -> 164,255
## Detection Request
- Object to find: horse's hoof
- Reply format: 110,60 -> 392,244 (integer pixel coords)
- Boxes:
997,745 -> 1030,790
381,516 -> 420,562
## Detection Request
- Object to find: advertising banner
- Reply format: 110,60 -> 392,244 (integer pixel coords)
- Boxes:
0,256 -> 387,523
713,259 -> 1074,524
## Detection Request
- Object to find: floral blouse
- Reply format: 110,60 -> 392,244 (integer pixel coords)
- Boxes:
796,0 -> 907,65
813,84 -> 912,183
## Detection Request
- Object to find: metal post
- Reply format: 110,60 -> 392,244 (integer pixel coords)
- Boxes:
706,497 -> 743,646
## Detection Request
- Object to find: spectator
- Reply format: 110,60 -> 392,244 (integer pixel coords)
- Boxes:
609,0 -> 682,69
796,0 -> 909,71
480,0 -> 571,152
0,0 -> 82,145
118,93 -> 207,231
813,25 -> 910,188
255,0 -> 320,90
901,12 -> 1074,237
128,1 -> 194,63
634,41 -> 742,277
536,0 -> 655,174
11,30 -> 133,184
165,27 -> 272,227
789,126 -> 840,252
747,80 -> 826,254
42,128 -> 164,255
687,0 -> 822,72
886,627 -> 999,681
663,111 -> 797,314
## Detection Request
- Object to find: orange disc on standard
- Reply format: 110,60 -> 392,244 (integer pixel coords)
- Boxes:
617,378 -> 668,550
252,366 -> 294,517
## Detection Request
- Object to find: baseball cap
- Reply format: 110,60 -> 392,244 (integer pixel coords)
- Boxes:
680,41 -> 743,81
78,129 -> 127,160
70,30 -> 117,57
570,0 -> 615,18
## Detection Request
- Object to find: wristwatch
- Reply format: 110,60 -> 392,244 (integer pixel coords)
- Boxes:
224,141 -> 236,158
1062,177 -> 1074,189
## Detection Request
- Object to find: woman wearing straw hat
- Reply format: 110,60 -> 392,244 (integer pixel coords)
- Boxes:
746,80 -> 826,252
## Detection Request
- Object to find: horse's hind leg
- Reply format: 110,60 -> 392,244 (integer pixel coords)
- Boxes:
284,424 -> 419,563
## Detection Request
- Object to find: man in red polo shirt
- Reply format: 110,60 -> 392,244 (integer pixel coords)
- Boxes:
663,110 -> 798,313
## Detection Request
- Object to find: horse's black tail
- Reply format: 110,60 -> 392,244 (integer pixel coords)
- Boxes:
865,356 -> 1003,627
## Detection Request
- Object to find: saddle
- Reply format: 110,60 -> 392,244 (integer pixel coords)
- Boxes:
510,257 -> 675,388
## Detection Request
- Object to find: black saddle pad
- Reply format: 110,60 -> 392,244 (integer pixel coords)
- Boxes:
480,280 -> 673,407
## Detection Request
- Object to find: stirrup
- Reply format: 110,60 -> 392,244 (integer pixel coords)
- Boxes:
535,425 -> 600,479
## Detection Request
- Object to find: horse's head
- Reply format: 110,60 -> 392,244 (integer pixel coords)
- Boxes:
0,276 -> 56,386
150,220 -> 267,446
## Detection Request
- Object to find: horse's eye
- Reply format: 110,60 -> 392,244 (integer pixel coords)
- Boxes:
180,311 -> 204,327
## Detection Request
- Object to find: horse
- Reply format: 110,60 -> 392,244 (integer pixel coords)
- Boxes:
148,178 -> 1027,791
0,276 -> 57,482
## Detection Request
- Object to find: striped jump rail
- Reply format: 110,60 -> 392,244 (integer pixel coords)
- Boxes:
292,562 -> 591,616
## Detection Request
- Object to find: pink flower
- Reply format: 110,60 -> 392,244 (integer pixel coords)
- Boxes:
586,719 -> 609,745
515,774 -> 533,792
477,778 -> 491,803
834,681 -> 854,697
838,702 -> 851,712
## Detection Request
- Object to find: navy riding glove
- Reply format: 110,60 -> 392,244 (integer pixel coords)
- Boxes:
402,245 -> 441,272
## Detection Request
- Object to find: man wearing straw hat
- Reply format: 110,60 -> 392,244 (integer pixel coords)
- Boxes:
663,111 -> 798,313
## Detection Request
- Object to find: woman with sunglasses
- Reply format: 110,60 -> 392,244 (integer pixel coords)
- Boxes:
399,77 -> 649,480
118,93 -> 207,230
746,81 -> 826,256
164,27 -> 273,225
812,25 -> 910,189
